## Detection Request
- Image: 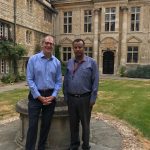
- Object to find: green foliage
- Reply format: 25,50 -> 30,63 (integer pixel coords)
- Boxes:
54,45 -> 61,61
125,65 -> 150,79
0,39 -> 26,77
1,73 -> 26,83
61,62 -> 66,76
1,74 -> 15,83
119,66 -> 126,77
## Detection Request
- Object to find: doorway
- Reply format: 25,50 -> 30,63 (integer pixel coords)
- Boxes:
103,51 -> 114,74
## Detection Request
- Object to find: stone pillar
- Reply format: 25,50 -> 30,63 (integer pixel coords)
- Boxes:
120,6 -> 128,66
93,9 -> 99,62
15,97 -> 70,150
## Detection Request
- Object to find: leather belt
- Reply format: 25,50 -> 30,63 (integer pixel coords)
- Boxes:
38,89 -> 54,93
68,92 -> 91,98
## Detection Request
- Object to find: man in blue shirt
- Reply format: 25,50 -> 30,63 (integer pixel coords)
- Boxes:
64,39 -> 99,150
26,35 -> 62,150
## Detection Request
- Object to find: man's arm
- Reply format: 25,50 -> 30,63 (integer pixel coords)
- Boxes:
90,60 -> 99,106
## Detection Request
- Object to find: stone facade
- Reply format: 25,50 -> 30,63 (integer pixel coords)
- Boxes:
53,0 -> 150,75
1,0 -> 150,76
0,0 -> 55,77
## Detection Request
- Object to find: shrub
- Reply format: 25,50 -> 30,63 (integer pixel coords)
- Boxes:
119,66 -> 126,77
1,73 -> 26,83
1,74 -> 15,83
125,65 -> 150,79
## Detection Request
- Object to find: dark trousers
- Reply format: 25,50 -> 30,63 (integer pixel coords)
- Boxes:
25,91 -> 56,150
67,95 -> 92,150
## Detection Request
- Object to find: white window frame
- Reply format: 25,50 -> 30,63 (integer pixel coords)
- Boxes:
84,10 -> 92,33
130,7 -> 140,31
127,46 -> 138,63
62,47 -> 72,62
105,7 -> 116,31
64,11 -> 72,33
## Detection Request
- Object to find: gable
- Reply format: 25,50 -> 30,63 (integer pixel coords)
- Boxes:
127,36 -> 142,43
60,37 -> 72,44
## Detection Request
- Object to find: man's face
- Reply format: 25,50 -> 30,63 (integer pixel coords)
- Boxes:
73,41 -> 85,58
43,36 -> 54,55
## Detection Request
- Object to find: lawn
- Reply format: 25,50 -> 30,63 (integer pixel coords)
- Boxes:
0,79 -> 150,140
0,89 -> 28,120
94,79 -> 150,140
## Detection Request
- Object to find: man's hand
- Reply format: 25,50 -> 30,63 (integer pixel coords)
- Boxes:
45,96 -> 55,105
37,96 -> 55,105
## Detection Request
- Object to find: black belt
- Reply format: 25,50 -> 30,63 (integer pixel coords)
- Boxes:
38,89 -> 54,93
68,92 -> 91,98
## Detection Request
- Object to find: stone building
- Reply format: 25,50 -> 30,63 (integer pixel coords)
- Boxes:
53,0 -> 150,75
0,0 -> 56,78
0,0 -> 150,76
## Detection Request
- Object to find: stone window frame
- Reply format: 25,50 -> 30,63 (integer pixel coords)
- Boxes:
130,6 -> 140,32
26,30 -> 32,44
0,59 -> 9,74
62,47 -> 72,62
0,22 -> 9,39
44,9 -> 52,23
84,10 -> 92,33
127,46 -> 139,63
26,0 -> 33,14
104,7 -> 116,32
63,11 -> 72,33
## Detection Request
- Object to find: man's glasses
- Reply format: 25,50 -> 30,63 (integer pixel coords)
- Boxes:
44,42 -> 54,45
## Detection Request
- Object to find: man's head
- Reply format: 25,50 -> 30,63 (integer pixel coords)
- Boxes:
72,39 -> 85,60
42,35 -> 55,57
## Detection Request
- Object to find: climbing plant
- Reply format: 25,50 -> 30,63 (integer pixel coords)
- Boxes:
0,36 -> 26,81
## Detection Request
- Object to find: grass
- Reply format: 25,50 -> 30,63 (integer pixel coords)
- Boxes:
0,89 -> 28,120
0,79 -> 150,140
94,79 -> 150,140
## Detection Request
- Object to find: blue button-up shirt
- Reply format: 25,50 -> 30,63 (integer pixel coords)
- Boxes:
27,51 -> 62,99
63,55 -> 99,102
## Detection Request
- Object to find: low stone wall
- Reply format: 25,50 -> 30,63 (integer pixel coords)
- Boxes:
15,97 -> 70,150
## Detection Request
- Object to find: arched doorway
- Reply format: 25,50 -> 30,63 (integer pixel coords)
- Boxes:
103,51 -> 114,74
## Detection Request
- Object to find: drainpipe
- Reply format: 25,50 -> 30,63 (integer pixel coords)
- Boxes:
13,0 -> 16,46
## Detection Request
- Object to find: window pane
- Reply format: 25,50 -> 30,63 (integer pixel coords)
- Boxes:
69,17 -> 72,23
111,7 -> 116,13
68,53 -> 71,59
63,53 -> 67,61
111,14 -> 115,21
111,22 -> 115,31
134,47 -> 138,52
64,18 -> 67,23
64,25 -> 67,33
105,22 -> 109,31
136,23 -> 139,31
136,14 -> 140,20
88,24 -> 91,32
131,14 -> 135,21
127,53 -> 132,62
131,23 -> 134,31
84,24 -> 87,32
69,25 -> 72,33
64,12 -> 67,16
105,14 -> 109,21
133,53 -> 138,62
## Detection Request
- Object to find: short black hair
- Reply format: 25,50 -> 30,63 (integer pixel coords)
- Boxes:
72,39 -> 85,46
